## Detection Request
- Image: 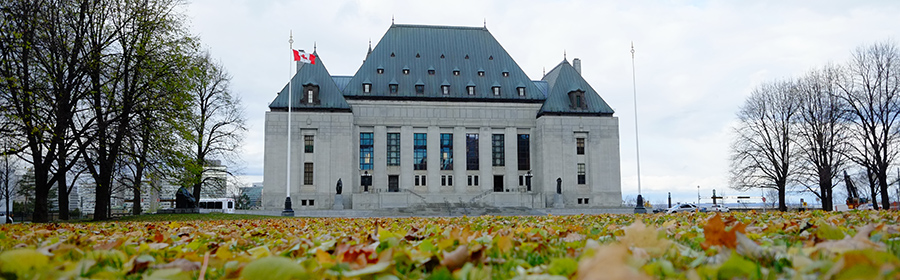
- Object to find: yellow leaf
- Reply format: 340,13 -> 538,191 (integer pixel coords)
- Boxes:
240,256 -> 306,280
577,244 -> 652,280
0,249 -> 50,276
618,220 -> 672,257
315,248 -> 334,265
247,245 -> 270,259
496,235 -> 512,254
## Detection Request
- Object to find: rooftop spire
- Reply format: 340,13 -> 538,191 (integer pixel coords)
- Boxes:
392,15 -> 394,25
483,18 -> 486,28
314,41 -> 317,52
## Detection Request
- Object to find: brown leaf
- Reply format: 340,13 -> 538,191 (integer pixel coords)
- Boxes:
440,244 -> 469,271
702,213 -> 746,249
577,243 -> 652,280
94,238 -> 125,251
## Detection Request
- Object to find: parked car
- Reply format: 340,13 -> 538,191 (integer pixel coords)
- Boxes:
667,203 -> 702,213
708,204 -> 730,212
0,213 -> 11,224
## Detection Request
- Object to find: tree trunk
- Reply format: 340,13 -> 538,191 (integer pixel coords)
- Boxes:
878,168 -> 891,210
32,168 -> 50,222
818,169 -> 833,211
56,170 -> 68,220
132,161 -> 144,215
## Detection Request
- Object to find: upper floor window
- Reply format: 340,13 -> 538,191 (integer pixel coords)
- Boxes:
387,133 -> 400,166
414,133 -> 427,170
376,67 -> 384,74
517,87 -> 525,96
492,86 -> 500,96
492,134 -> 505,166
576,138 -> 585,155
502,71 -> 509,77
478,70 -> 485,77
304,135 -> 314,153
453,70 -> 460,76
389,84 -> 398,94
442,85 -> 450,95
440,133 -> 453,170
467,86 -> 475,95
359,133 -> 374,170
466,133 -> 479,170
568,90 -> 587,109
415,85 -> 425,95
363,83 -> 371,93
403,68 -> 410,75
428,69 -> 435,75
302,85 -> 319,105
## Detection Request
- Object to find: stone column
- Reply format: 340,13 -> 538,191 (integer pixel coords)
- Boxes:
479,127 -> 492,193
427,126 -> 440,193
400,126 -> 413,191
374,126 -> 387,192
505,127 -> 518,192
453,127 -> 466,193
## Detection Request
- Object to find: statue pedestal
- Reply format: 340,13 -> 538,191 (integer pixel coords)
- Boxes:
333,194 -> 344,210
554,193 -> 564,208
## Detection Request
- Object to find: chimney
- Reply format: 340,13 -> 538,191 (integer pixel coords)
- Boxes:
573,58 -> 582,75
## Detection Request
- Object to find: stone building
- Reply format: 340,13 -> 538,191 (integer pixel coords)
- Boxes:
263,24 -> 621,210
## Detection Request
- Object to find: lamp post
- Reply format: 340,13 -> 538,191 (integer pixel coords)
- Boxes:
362,171 -> 372,192
631,42 -> 646,214
525,171 -> 533,192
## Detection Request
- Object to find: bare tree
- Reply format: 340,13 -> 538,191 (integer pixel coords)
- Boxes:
731,80 -> 800,211
793,65 -> 851,211
180,53 -> 246,202
839,41 -> 900,210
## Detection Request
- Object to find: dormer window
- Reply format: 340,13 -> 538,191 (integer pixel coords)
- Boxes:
517,87 -> 525,96
442,85 -> 450,95
402,68 -> 410,75
492,86 -> 500,96
467,86 -> 475,95
453,70 -> 460,76
389,84 -> 398,94
568,90 -> 587,109
415,85 -> 424,95
376,67 -> 384,74
478,70 -> 485,77
363,83 -> 372,93
428,69 -> 435,75
302,85 -> 319,105
502,72 -> 509,77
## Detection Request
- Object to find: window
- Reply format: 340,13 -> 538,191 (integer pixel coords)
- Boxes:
441,133 -> 452,170
577,163 -> 586,184
493,175 -> 503,192
388,175 -> 399,192
576,138 -> 585,155
415,84 -> 424,95
517,87 -> 525,96
502,71 -> 509,77
403,68 -> 410,75
309,200 -> 314,206
304,162 -> 313,185
414,133 -> 427,170
468,175 -> 479,186
363,83 -> 371,93
517,134 -> 530,170
492,86 -> 500,96
453,70 -> 460,76
302,85 -> 319,104
492,134 -> 504,166
387,133 -> 400,166
415,175 -> 426,186
568,90 -> 587,109
377,68 -> 384,74
442,85 -> 450,95
304,135 -> 314,153
466,133 -> 479,170
467,86 -> 475,95
359,133 -> 374,170
478,70 -> 485,77
428,69 -> 435,75
301,200 -> 307,206
389,84 -> 398,94
441,175 -> 453,186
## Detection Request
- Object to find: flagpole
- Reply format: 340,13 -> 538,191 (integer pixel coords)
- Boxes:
283,31 -> 295,217
631,42 -> 646,214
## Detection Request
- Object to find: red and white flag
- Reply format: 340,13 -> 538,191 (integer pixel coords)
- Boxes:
292,49 -> 316,64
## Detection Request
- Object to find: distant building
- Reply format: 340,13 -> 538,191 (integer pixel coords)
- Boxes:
263,24 -> 622,210
240,184 -> 264,209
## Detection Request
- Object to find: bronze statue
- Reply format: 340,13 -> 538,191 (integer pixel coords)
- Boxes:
336,178 -> 343,194
556,177 -> 562,194
175,186 -> 196,208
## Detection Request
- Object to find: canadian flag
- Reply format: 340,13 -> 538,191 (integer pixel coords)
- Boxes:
293,49 -> 316,64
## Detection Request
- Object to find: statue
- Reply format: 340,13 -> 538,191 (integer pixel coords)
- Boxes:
556,177 -> 562,194
336,178 -> 343,194
175,186 -> 196,208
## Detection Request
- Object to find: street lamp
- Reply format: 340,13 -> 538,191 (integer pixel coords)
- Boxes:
362,171 -> 372,192
525,171 -> 533,192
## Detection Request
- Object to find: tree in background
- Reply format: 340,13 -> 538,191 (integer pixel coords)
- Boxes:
180,53 -> 246,202
793,65 -> 850,211
839,42 -> 900,210
730,80 -> 799,211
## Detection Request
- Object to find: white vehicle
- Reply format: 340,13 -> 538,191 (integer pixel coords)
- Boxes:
667,203 -> 702,214
198,198 -> 235,214
708,204 -> 730,212
0,213 -> 11,224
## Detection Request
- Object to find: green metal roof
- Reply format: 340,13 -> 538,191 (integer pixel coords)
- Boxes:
269,53 -> 351,111
538,59 -> 615,116
343,24 -> 544,102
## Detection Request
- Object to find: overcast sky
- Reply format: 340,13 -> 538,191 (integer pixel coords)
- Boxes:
181,0 -> 900,206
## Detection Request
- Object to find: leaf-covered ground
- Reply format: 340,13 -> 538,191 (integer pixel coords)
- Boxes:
1,211 -> 899,279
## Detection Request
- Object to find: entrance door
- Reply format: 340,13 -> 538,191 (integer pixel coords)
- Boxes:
388,175 -> 399,192
493,175 -> 503,192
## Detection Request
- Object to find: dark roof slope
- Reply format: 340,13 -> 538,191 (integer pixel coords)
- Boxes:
269,53 -> 351,111
538,59 -> 615,117
344,24 -> 544,102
